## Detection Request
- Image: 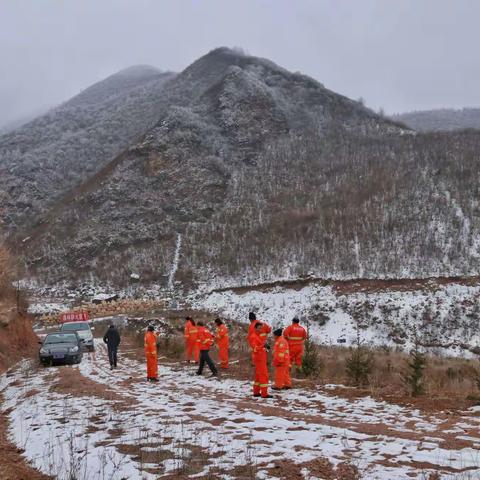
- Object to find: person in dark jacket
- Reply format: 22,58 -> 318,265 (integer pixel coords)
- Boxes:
103,324 -> 121,369
196,322 -> 218,377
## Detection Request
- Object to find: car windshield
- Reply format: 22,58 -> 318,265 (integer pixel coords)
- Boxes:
61,322 -> 89,331
44,333 -> 78,344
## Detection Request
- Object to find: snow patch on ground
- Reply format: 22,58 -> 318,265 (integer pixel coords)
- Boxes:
191,283 -> 480,356
2,341 -> 480,479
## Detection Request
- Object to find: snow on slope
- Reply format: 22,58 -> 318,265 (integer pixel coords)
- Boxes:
167,233 -> 182,290
192,282 -> 480,356
2,340 -> 480,479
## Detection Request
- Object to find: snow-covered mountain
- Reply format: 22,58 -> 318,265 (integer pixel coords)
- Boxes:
0,65 -> 175,231
3,48 -> 480,287
392,107 -> 480,132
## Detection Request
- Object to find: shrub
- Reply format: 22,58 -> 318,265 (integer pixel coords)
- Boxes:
345,324 -> 373,386
402,328 -> 427,396
301,336 -> 322,377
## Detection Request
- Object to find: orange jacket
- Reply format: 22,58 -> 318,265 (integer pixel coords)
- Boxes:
215,324 -> 229,346
144,331 -> 157,356
247,320 -> 271,348
197,326 -> 214,351
184,320 -> 198,342
251,333 -> 267,365
273,336 -> 290,366
283,324 -> 307,346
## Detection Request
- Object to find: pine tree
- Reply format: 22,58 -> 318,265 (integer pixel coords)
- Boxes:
301,323 -> 322,377
345,321 -> 373,386
403,327 -> 427,397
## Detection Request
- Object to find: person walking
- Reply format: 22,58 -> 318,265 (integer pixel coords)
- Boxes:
196,322 -> 218,377
252,322 -> 273,398
144,325 -> 159,382
103,324 -> 121,370
184,316 -> 199,363
272,328 -> 292,390
283,317 -> 307,369
247,312 -> 271,363
214,318 -> 229,369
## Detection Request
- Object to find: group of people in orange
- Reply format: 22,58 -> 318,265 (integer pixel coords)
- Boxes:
144,312 -> 307,398
247,312 -> 307,398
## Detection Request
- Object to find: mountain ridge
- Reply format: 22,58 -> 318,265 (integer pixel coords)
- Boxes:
392,107 -> 480,131
5,48 -> 480,288
0,66 -> 176,232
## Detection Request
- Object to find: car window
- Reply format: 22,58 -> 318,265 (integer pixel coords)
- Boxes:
61,322 -> 89,331
44,333 -> 78,344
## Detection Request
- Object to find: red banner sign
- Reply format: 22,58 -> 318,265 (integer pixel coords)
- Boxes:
59,311 -> 89,323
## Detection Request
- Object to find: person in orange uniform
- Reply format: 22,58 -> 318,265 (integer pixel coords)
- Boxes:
196,322 -> 218,377
283,317 -> 307,368
144,325 -> 159,382
214,318 -> 229,369
247,312 -> 271,363
252,322 -> 273,398
184,316 -> 199,363
272,328 -> 292,390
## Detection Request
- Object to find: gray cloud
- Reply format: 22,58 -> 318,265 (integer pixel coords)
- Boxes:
1,0 -> 480,127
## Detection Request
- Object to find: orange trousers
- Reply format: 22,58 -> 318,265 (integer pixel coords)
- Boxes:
253,364 -> 269,397
218,341 -> 229,368
289,345 -> 304,367
274,363 -> 291,388
186,340 -> 199,362
146,353 -> 158,379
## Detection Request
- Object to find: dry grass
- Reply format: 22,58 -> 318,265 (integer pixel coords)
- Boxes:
313,345 -> 480,409
118,308 -> 480,412
0,245 -> 14,297
49,366 -> 127,403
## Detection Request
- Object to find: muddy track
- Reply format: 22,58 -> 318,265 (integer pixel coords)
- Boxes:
210,275 -> 480,296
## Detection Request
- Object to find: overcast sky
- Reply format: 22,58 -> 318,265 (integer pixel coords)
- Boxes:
1,0 -> 480,128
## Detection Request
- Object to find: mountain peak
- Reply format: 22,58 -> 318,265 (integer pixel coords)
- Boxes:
112,65 -> 162,78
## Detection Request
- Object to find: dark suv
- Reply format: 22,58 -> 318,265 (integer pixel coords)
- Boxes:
39,332 -> 84,366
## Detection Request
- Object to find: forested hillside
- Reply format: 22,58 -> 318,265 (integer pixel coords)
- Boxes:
0,66 -> 175,231
3,48 -> 480,287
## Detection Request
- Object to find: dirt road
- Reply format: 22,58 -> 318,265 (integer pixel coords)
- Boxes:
2,339 -> 480,479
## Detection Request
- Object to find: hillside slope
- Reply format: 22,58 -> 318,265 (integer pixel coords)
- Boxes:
8,48 -> 480,287
15,48 -> 413,285
0,66 -> 175,232
393,107 -> 480,132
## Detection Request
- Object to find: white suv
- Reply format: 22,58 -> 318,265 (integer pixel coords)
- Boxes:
60,321 -> 95,351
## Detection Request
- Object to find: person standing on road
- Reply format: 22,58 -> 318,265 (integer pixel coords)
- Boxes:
144,325 -> 159,382
196,322 -> 218,377
283,317 -> 307,369
272,328 -> 292,390
103,324 -> 121,370
214,318 -> 229,369
184,316 -> 199,363
247,312 -> 271,363
252,322 -> 273,398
